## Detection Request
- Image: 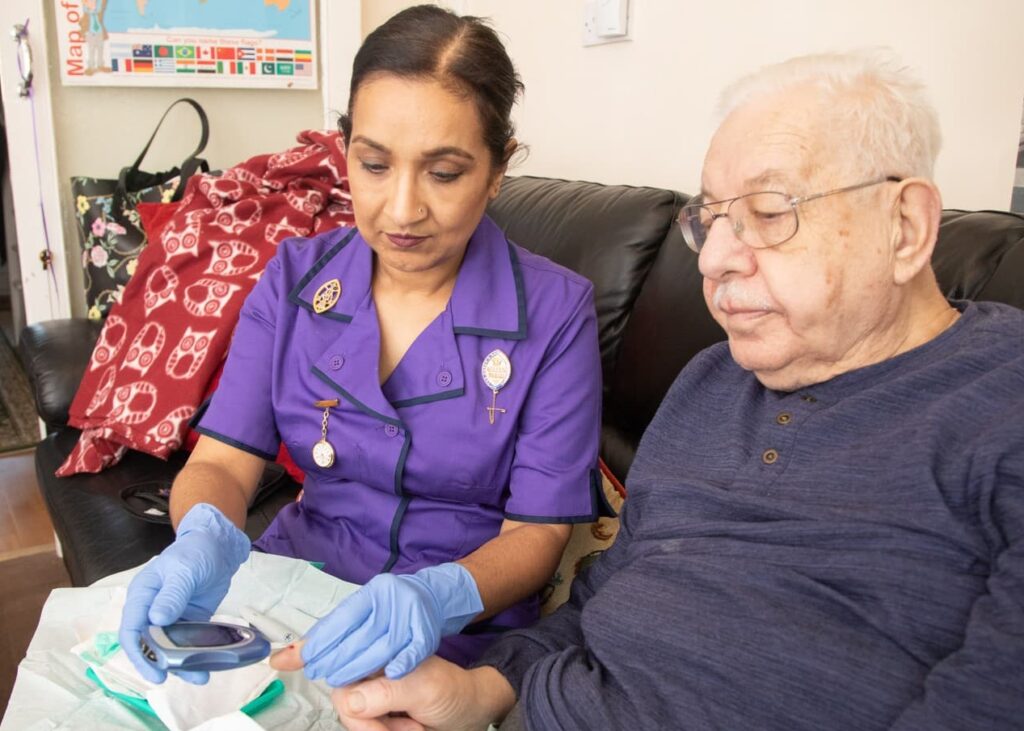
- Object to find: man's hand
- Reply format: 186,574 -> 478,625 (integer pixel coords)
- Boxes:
333,656 -> 515,731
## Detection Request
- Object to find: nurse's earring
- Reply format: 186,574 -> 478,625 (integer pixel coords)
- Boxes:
312,399 -> 340,468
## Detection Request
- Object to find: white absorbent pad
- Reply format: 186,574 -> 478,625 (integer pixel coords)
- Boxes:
2,552 -> 359,731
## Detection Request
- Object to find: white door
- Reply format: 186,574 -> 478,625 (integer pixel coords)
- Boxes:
0,0 -> 73,327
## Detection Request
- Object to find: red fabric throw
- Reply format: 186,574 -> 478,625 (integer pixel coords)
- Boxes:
58,130 -> 355,476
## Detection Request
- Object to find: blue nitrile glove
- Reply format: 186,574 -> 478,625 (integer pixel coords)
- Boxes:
301,562 -> 483,687
118,503 -> 251,685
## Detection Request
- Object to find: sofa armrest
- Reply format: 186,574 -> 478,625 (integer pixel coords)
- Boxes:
18,318 -> 102,431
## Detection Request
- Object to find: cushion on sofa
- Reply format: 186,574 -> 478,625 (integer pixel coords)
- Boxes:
59,130 -> 356,475
540,460 -> 626,615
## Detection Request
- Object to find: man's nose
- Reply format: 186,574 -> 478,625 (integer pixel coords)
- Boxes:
698,213 -> 756,281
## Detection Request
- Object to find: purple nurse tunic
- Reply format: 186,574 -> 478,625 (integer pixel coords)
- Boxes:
195,215 -> 607,665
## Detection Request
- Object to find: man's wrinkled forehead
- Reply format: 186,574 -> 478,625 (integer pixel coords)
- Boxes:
701,88 -> 833,198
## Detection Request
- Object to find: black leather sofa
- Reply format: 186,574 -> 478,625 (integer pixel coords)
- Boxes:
19,175 -> 1024,586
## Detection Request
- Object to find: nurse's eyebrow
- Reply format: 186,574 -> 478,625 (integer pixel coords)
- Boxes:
350,135 -> 388,152
422,146 -> 475,161
349,135 -> 474,162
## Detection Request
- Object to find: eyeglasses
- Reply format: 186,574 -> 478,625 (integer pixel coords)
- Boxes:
677,176 -> 902,253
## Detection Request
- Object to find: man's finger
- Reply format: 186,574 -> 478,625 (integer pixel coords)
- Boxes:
269,640 -> 305,671
336,678 -> 404,718
335,709 -> 425,731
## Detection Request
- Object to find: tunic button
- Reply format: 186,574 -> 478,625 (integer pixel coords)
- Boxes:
762,448 -> 779,464
776,412 -> 792,425
384,424 -> 400,438
329,354 -> 345,371
436,370 -> 453,387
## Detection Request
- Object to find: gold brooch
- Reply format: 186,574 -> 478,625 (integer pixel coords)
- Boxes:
313,278 -> 341,314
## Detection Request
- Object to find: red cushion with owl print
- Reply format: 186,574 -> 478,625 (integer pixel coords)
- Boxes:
57,130 -> 356,476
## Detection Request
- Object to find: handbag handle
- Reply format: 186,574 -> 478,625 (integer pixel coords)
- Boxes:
129,97 -> 209,172
115,97 -> 210,205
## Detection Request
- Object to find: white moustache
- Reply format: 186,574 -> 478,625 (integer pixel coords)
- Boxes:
712,282 -> 774,312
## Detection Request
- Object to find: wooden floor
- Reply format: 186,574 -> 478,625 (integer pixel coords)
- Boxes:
0,308 -> 70,716
0,450 -> 54,559
0,448 -> 66,718
0,549 -> 69,716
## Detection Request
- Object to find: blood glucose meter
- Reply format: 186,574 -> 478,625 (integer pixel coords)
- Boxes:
139,621 -> 271,673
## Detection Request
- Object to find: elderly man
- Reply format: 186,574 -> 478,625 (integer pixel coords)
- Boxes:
273,50 -> 1024,730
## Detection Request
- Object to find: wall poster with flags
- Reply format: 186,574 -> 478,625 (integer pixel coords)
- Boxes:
53,0 -> 317,89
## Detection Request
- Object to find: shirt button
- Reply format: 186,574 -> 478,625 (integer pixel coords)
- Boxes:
329,354 -> 345,371
436,370 -> 453,387
762,448 -> 779,465
776,412 -> 792,425
800,394 -> 817,403
384,424 -> 400,438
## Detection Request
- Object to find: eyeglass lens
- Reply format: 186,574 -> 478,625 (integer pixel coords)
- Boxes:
680,192 -> 798,252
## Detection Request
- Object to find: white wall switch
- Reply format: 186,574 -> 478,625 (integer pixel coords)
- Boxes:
583,0 -> 631,47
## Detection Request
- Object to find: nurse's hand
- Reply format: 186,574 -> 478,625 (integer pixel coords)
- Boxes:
118,503 -> 251,685
296,562 -> 483,687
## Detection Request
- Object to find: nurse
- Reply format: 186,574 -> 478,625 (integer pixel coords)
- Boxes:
119,5 -> 608,688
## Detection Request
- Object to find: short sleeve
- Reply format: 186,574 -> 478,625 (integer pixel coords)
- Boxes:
503,283 -> 605,523
193,252 -> 284,460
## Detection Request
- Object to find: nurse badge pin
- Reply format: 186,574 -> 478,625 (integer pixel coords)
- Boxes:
313,278 -> 341,314
312,399 -> 340,468
481,349 -> 511,425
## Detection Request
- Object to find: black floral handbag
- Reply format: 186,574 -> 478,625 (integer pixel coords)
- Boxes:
71,98 -> 210,319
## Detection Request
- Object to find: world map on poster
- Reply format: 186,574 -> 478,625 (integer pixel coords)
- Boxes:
55,0 -> 317,89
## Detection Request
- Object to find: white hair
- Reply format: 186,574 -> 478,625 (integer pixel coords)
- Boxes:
717,49 -> 942,180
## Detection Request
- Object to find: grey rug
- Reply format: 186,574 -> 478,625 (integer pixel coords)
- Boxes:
0,331 -> 38,454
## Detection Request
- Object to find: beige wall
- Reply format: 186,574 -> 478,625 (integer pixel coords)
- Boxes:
363,0 -> 1024,211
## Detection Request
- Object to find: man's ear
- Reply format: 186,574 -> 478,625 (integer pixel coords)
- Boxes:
890,178 -> 942,286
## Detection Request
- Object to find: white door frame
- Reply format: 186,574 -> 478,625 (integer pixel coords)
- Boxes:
0,0 -> 73,327
319,0 -> 361,132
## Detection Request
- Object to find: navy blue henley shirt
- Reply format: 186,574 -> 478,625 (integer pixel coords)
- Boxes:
482,300 -> 1024,730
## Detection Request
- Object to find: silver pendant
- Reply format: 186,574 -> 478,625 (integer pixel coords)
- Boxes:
481,349 -> 512,391
482,349 -> 512,425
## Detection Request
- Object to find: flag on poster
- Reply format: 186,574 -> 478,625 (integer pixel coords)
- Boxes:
54,0 -> 317,89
